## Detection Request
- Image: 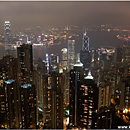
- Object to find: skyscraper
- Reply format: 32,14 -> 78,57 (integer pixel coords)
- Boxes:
80,31 -> 91,70
69,59 -> 84,128
41,73 -> 64,129
69,55 -> 98,129
68,40 -> 75,72
61,48 -> 68,70
3,79 -> 20,129
20,83 -> 36,129
17,44 -> 33,85
4,21 -> 15,57
82,31 -> 89,51
49,54 -> 59,73
82,71 -> 98,129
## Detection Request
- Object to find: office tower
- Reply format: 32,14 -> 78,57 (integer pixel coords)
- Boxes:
45,53 -> 49,73
114,47 -> 122,68
101,48 -> 107,61
68,40 -> 75,72
80,50 -> 91,70
49,54 -> 59,73
100,47 -> 115,65
69,59 -> 84,128
82,31 -> 89,51
81,71 -> 98,129
69,56 -> 98,129
4,21 -> 15,57
20,84 -> 36,128
61,48 -> 68,70
17,44 -> 33,85
80,31 -> 91,70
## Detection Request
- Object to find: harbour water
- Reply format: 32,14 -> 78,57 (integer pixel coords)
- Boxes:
0,31 -> 124,61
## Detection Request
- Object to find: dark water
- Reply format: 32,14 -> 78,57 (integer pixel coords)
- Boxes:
48,31 -> 123,60
0,31 -> 123,60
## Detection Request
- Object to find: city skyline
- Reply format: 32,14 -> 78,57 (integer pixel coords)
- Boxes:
1,1 -> 130,129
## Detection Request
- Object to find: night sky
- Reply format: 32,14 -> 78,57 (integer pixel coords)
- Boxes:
0,1 -> 130,29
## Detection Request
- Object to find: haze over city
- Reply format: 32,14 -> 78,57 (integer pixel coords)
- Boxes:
1,1 -> 130,129
0,2 -> 130,28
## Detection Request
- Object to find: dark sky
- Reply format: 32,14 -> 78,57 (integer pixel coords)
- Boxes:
0,1 -> 130,28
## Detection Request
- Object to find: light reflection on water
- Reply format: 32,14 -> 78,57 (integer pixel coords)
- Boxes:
0,31 -> 123,61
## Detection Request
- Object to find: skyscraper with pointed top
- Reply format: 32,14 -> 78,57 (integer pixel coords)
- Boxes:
4,21 -> 15,57
80,31 -> 91,70
82,31 -> 89,51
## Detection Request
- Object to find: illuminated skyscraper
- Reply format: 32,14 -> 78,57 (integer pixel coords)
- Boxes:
69,59 -> 84,128
80,31 -> 91,70
69,56 -> 98,129
68,40 -> 75,71
61,48 -> 68,70
41,73 -> 63,129
45,53 -> 49,73
17,44 -> 33,85
82,71 -> 98,129
49,54 -> 59,73
4,21 -> 15,57
82,31 -> 89,51
3,79 -> 20,129
20,83 -> 36,129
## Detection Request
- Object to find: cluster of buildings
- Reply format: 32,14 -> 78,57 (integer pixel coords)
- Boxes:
0,21 -> 130,129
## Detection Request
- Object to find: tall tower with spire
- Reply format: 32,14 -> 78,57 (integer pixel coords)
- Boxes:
4,21 -> 15,57
82,31 -> 89,51
80,31 -> 91,70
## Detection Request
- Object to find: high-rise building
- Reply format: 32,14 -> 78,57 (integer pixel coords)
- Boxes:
69,59 -> 84,128
80,50 -> 91,70
114,47 -> 122,68
122,45 -> 130,66
98,82 -> 111,110
3,79 -> 20,129
82,31 -> 89,51
20,83 -> 36,128
45,53 -> 49,73
62,72 -> 70,107
41,73 -> 63,129
61,48 -> 68,70
17,44 -> 33,85
4,21 -> 15,57
80,31 -> 91,70
69,56 -> 98,129
81,71 -> 98,129
50,73 -> 63,129
0,56 -> 19,128
68,40 -> 75,71
49,54 -> 59,73
119,76 -> 130,111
